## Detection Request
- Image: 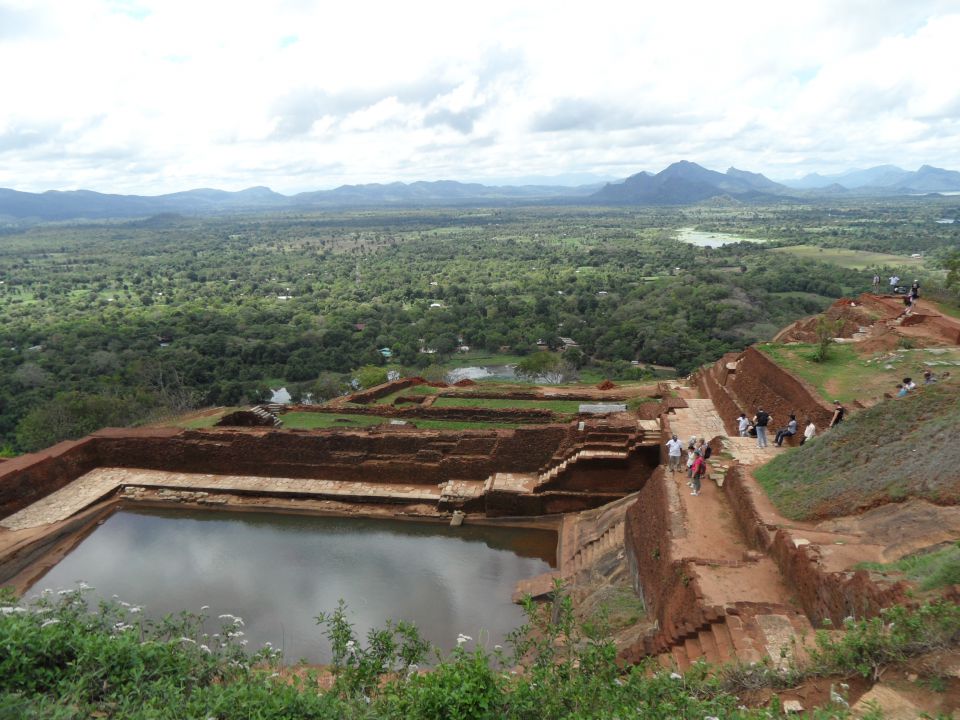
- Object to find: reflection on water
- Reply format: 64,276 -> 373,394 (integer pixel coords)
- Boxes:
445,365 -> 518,383
27,509 -> 555,663
675,227 -> 768,248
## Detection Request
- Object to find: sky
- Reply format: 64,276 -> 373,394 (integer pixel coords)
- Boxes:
1,0 -> 959,195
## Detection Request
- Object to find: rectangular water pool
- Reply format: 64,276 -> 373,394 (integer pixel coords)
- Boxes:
24,508 -> 556,663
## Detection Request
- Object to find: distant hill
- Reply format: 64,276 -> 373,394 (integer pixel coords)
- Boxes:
589,161 -> 789,205
0,181 -> 597,222
781,164 -> 960,193
3,160 -> 960,222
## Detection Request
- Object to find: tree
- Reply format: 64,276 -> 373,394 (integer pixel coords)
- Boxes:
353,365 -> 389,389
811,316 -> 843,363
515,352 -> 579,384
944,250 -> 960,292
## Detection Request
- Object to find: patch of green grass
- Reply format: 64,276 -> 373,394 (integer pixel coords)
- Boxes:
280,412 -> 524,431
431,397 -> 582,413
769,245 -> 927,270
754,383 -> 960,520
444,352 -> 526,368
757,343 -> 960,403
757,342 -> 868,403
931,299 -> 960,320
858,542 -> 960,591
181,411 -> 232,429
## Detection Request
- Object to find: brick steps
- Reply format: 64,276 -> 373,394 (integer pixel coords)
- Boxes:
649,604 -> 814,672
567,520 -> 623,575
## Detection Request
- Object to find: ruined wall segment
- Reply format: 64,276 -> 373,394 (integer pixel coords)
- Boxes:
697,346 -> 834,435
0,438 -> 101,518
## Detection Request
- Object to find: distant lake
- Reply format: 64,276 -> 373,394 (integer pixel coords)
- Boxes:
446,365 -> 518,383
675,227 -> 770,248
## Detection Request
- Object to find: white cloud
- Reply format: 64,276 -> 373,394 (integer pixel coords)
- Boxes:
0,0 -> 958,192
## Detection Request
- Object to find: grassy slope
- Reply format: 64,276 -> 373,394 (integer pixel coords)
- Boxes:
757,343 -> 960,404
754,383 -> 960,520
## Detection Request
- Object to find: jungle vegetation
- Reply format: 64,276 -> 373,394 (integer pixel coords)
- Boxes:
0,199 -> 957,452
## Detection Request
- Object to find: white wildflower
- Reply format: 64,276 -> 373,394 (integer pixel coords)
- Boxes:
40,619 -> 60,628
129,606 -> 142,614
179,637 -> 196,644
670,672 -> 682,680
199,644 -> 211,654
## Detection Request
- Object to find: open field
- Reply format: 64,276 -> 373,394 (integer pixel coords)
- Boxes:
768,245 -> 928,270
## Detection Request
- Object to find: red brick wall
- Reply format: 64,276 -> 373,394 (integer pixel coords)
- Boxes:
726,347 -> 834,431
0,438 -> 100,517
720,464 -> 911,626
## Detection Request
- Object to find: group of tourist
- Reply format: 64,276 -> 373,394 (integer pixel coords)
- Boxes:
895,370 -> 939,396
734,400 -> 845,449
664,434 -> 711,497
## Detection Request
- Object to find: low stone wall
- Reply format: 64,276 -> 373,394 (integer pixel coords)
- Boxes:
720,464 -> 910,626
438,390 -> 628,402
768,529 -> 910,626
0,425 -> 579,521
345,377 -> 430,404
287,403 -> 559,424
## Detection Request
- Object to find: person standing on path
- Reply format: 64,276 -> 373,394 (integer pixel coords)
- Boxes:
753,408 -> 770,448
665,434 -> 684,472
829,401 -> 845,428
872,274 -> 880,292
889,275 -> 900,293
690,453 -> 705,496
736,412 -> 750,437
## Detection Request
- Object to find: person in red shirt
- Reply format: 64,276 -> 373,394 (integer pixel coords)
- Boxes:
690,454 -> 706,496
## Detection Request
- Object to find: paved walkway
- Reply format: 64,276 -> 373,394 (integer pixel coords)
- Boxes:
0,468 -> 446,531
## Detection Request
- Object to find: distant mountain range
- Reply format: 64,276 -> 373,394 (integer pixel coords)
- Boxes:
778,164 -> 960,193
2,161 -> 959,222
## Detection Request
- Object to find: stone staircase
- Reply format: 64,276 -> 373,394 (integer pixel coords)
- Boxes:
533,421 -> 659,491
566,519 -> 624,577
648,603 -> 814,672
250,405 -> 283,427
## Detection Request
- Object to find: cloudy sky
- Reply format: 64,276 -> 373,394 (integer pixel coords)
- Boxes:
2,0 -> 959,194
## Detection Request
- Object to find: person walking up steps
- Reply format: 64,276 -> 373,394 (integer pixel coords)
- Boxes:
665,434 -> 684,472
754,407 -> 770,448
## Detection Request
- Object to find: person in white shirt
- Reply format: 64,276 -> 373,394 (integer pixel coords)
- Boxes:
665,434 -> 684,472
736,413 -> 750,437
800,419 -> 816,446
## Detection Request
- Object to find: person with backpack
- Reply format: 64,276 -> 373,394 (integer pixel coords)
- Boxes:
753,408 -> 771,448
